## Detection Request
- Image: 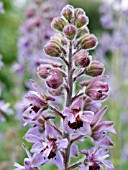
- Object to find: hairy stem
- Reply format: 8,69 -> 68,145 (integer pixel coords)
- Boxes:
64,41 -> 73,170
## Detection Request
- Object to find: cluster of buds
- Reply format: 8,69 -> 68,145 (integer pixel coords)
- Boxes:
15,4 -> 115,170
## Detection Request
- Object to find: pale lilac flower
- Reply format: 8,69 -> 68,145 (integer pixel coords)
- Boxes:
0,101 -> 13,122
0,54 -> 4,69
91,107 -> 116,146
63,97 -> 94,135
80,146 -> 114,170
0,2 -> 4,14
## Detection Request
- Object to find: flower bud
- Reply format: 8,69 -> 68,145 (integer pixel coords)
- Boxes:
51,33 -> 67,46
44,40 -> 66,57
85,60 -> 104,77
46,74 -> 63,89
48,87 -> 64,96
75,15 -> 88,28
84,76 -> 109,100
75,50 -> 90,68
76,26 -> 89,39
63,24 -> 76,40
37,65 -> 51,79
74,8 -> 85,17
51,17 -> 67,31
77,34 -> 97,50
61,5 -> 74,21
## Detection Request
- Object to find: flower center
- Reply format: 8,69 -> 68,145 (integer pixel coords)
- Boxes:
89,163 -> 100,170
68,115 -> 83,129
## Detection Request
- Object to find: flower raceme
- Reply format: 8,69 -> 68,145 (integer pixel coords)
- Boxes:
15,4 -> 115,170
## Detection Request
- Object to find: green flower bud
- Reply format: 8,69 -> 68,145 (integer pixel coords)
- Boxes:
76,26 -> 89,39
75,50 -> 90,68
75,15 -> 89,28
74,8 -> 85,17
51,33 -> 67,46
77,34 -> 97,50
63,24 -> 76,40
61,5 -> 74,21
44,40 -> 66,57
85,60 -> 104,77
51,17 -> 67,31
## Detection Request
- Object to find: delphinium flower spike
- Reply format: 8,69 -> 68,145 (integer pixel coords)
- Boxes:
15,4 -> 115,170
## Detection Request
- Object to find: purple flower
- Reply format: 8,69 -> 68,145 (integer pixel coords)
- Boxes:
25,123 -> 68,168
80,76 -> 109,101
80,146 -> 114,170
15,4 -> 115,170
0,2 -> 4,14
0,54 -> 4,69
0,101 -> 13,122
91,107 -> 116,146
64,98 -> 94,135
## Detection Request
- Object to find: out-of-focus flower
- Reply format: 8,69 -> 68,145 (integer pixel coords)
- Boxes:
0,2 -> 4,14
0,101 -> 13,122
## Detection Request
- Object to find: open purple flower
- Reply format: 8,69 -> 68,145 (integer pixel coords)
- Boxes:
64,97 -> 94,135
80,146 -> 114,170
91,107 -> 116,146
0,101 -> 13,122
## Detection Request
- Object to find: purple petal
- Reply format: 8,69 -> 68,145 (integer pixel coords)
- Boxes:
70,144 -> 79,157
32,153 -> 48,167
82,111 -> 94,123
31,142 -> 43,153
52,151 -> 64,169
57,138 -> 68,149
102,160 -> 114,170
24,134 -> 44,143
92,106 -> 108,126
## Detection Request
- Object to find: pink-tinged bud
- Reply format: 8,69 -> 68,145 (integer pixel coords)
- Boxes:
51,17 -> 67,31
75,50 -> 90,68
75,15 -> 89,28
63,24 -> 76,40
77,34 -> 97,50
85,60 -> 104,77
46,74 -> 63,89
85,77 -> 109,100
74,8 -> 85,17
76,26 -> 89,39
61,5 -> 74,21
44,40 -> 66,57
48,87 -> 64,96
37,65 -> 51,79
